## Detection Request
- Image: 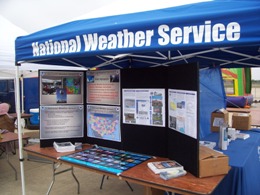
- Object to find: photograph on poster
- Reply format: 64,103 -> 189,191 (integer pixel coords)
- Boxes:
87,105 -> 121,142
122,89 -> 165,127
168,89 -> 197,139
40,70 -> 84,105
87,69 -> 120,105
40,105 -> 84,139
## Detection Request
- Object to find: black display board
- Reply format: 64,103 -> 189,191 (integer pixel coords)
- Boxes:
39,64 -> 199,177
166,64 -> 200,177
121,64 -> 199,176
121,67 -> 168,157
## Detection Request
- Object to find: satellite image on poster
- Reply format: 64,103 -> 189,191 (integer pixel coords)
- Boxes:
122,89 -> 165,127
168,89 -> 197,139
40,70 -> 84,105
60,146 -> 151,175
63,77 -> 81,94
87,105 -> 121,142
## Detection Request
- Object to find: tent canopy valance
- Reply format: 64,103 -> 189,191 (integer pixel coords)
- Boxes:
15,0 -> 260,70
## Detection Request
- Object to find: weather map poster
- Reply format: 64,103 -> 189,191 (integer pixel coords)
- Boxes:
87,105 -> 121,142
63,77 -> 81,94
122,89 -> 165,127
168,89 -> 197,139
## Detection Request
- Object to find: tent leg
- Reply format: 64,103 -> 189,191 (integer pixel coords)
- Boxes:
15,65 -> 26,195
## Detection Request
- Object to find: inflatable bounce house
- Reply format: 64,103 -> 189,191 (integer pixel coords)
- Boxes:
222,68 -> 253,108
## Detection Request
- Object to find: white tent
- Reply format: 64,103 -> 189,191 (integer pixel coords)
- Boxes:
0,15 -> 86,79
0,14 -> 86,112
0,15 -> 26,78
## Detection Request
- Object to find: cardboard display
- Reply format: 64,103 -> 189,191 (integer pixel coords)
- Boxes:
199,146 -> 229,178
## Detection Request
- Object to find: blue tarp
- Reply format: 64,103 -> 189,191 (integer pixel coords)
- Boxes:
23,78 -> 39,113
200,67 -> 226,138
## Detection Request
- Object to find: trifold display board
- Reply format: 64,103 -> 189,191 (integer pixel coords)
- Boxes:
120,63 -> 199,176
39,63 -> 199,177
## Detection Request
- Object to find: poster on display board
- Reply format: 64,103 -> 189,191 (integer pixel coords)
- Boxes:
40,105 -> 84,139
122,89 -> 165,127
40,70 -> 84,105
87,69 -> 120,105
168,89 -> 197,139
87,105 -> 121,142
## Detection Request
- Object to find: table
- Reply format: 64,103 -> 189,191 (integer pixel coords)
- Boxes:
9,113 -> 33,120
24,144 -> 226,195
0,132 -> 30,180
202,130 -> 260,195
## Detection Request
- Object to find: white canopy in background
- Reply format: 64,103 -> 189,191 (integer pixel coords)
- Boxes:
0,15 -> 86,79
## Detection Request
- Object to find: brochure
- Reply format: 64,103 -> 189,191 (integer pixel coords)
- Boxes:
147,160 -> 184,174
53,141 -> 75,152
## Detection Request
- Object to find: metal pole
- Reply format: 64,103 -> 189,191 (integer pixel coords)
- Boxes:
15,64 -> 26,195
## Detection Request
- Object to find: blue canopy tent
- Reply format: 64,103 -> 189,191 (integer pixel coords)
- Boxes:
14,0 -> 260,194
15,0 -> 260,137
15,1 -> 260,69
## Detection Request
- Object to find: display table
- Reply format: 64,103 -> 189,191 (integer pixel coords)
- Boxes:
24,144 -> 226,195
202,130 -> 260,195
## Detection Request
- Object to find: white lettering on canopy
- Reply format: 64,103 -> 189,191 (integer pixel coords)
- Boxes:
82,29 -> 154,51
31,21 -> 241,57
32,35 -> 81,56
158,20 -> 240,45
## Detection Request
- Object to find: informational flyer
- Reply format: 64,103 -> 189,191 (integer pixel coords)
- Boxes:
87,105 -> 121,142
122,89 -> 165,127
168,89 -> 197,139
87,69 -> 120,105
40,70 -> 84,105
40,105 -> 84,139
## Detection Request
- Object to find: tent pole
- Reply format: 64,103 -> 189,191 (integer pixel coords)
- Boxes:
15,64 -> 26,195
21,75 -> 24,113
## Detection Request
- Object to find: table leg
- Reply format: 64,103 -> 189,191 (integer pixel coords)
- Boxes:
71,166 -> 80,194
47,162 -> 80,195
2,142 -> 18,180
6,152 -> 17,180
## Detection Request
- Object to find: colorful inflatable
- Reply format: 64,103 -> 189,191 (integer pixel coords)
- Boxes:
222,68 -> 253,108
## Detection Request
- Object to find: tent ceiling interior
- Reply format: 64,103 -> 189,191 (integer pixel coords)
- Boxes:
17,46 -> 260,70
15,0 -> 260,70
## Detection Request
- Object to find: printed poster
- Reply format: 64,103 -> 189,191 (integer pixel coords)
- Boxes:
87,105 -> 121,142
168,89 -> 197,139
87,69 -> 120,105
123,89 -> 165,127
40,105 -> 84,139
40,70 -> 84,105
